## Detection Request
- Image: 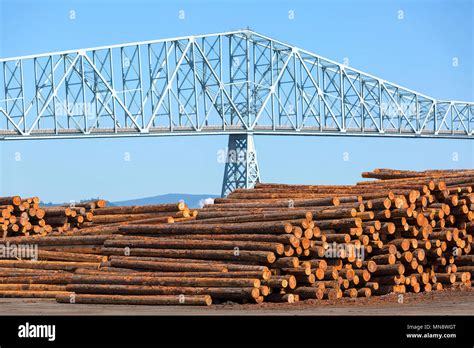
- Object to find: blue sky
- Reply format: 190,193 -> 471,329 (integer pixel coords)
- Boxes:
0,0 -> 473,202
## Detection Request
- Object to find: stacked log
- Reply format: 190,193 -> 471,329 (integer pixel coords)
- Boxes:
88,202 -> 193,225
0,168 -> 472,306
0,196 -> 51,237
0,234 -> 110,299
67,202 -> 195,235
0,202 -> 213,305
2,197 -> 194,235
43,205 -> 94,233
216,168 -> 473,298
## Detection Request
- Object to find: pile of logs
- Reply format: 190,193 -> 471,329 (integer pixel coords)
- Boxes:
0,198 -> 109,237
42,200 -> 106,233
1,196 -> 51,237
73,202 -> 196,233
0,168 -> 472,306
1,197 -> 193,236
59,202 -> 197,238
214,168 -> 473,300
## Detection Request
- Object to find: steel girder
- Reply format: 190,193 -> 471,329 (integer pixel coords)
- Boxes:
0,29 -> 473,139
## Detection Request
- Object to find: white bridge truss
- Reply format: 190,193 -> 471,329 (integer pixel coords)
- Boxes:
1,30 -> 472,195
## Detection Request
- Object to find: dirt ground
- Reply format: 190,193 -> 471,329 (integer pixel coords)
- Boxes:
0,288 -> 472,315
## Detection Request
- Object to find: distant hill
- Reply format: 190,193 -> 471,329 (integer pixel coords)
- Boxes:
41,194 -> 218,209
111,193 -> 219,208
40,198 -> 113,207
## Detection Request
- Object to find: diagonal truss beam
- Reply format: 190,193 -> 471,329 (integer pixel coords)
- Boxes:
0,30 -> 472,139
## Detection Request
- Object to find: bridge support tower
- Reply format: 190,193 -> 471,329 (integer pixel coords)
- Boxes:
221,134 -> 260,197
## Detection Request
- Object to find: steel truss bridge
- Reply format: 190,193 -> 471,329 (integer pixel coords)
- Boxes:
0,30 -> 473,196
